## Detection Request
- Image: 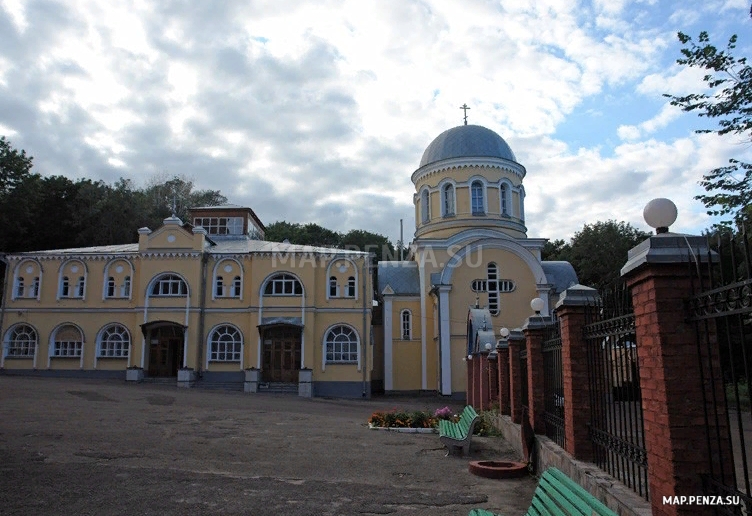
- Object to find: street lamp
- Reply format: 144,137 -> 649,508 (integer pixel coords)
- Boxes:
531,297 -> 544,315
643,198 -> 677,234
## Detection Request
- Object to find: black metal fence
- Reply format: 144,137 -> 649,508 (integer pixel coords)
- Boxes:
542,316 -> 565,447
688,230 -> 752,515
584,284 -> 649,500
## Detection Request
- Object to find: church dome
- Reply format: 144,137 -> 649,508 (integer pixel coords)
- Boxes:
419,125 -> 517,168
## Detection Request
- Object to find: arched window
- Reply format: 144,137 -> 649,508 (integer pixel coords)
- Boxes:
471,180 -> 485,215
421,189 -> 430,223
106,277 -> 116,297
401,310 -> 412,340
519,186 -> 526,221
264,273 -> 303,296
324,325 -> 358,364
31,277 -> 39,297
4,324 -> 37,357
121,276 -> 131,297
60,276 -> 70,297
15,277 -> 24,298
329,277 -> 338,298
232,276 -> 241,297
75,276 -> 85,298
442,183 -> 455,217
52,324 -> 83,357
208,325 -> 242,362
215,276 -> 224,297
98,324 -> 130,357
346,276 -> 356,298
13,259 -> 43,300
150,274 -> 188,296
500,183 -> 509,215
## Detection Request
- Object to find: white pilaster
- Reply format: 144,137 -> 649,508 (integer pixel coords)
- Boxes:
383,295 -> 393,391
439,286 -> 452,396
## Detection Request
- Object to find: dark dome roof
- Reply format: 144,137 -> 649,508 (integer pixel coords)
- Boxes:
419,125 -> 517,168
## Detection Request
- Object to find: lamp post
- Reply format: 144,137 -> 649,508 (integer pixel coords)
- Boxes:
643,198 -> 678,234
531,297 -> 544,316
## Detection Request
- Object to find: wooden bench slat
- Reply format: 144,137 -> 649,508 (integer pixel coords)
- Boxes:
536,478 -> 582,515
546,469 -> 615,516
540,474 -> 594,515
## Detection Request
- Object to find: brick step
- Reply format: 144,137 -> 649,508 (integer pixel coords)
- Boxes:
142,377 -> 177,385
258,382 -> 298,394
195,382 -> 244,391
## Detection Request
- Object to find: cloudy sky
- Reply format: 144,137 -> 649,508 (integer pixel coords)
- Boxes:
1,0 -> 750,245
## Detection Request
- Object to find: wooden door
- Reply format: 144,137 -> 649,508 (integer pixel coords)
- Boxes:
262,328 -> 301,383
148,337 -> 182,377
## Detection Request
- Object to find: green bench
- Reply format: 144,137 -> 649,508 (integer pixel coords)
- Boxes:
438,405 -> 479,456
469,467 -> 618,516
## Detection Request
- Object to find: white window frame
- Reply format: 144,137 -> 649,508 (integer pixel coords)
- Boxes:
150,274 -> 188,297
264,273 -> 303,296
329,276 -> 339,298
208,325 -> 243,362
471,180 -> 485,215
441,183 -> 455,217
500,182 -> 510,216
3,324 -> 37,358
97,324 -> 130,358
324,325 -> 359,365
420,188 -> 430,223
345,276 -> 356,298
51,324 -> 84,358
401,309 -> 412,340
57,260 -> 87,300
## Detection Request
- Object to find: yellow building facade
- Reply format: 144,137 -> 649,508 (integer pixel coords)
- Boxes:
377,124 -> 577,398
1,205 -> 375,398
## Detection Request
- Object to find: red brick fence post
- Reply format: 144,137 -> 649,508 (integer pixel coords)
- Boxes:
507,330 -> 525,424
522,316 -> 551,435
621,234 -> 729,516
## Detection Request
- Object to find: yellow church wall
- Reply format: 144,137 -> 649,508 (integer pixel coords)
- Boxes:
414,167 -> 520,190
392,341 -> 422,391
146,226 -> 195,249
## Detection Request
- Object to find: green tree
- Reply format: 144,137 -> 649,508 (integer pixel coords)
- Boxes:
547,221 -> 650,290
341,229 -> 395,262
0,136 -> 35,197
142,174 -> 227,227
665,22 -> 752,226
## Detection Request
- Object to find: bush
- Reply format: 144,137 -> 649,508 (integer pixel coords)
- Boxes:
367,409 -> 437,428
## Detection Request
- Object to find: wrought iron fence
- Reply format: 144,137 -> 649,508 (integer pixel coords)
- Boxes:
584,283 -> 649,500
520,346 -> 528,412
542,316 -> 565,447
688,230 -> 752,515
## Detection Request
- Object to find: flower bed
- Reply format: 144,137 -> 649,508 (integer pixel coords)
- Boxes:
367,407 -> 458,431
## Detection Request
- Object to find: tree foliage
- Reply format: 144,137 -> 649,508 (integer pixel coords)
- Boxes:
665,24 -> 752,225
265,221 -> 396,261
543,221 -> 651,290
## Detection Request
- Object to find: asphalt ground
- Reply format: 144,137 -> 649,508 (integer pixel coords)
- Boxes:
0,376 -> 537,516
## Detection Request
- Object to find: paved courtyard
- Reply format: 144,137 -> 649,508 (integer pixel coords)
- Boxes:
0,376 -> 536,515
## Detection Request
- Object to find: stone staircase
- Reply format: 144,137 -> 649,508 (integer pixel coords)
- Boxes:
257,382 -> 298,394
141,376 -> 177,385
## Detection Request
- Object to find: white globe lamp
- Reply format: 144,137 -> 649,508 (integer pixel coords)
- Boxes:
643,198 -> 678,234
531,297 -> 545,315
499,327 -> 510,338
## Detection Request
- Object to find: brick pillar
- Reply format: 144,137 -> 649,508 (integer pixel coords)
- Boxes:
556,285 -> 597,462
473,353 -> 482,410
622,234 -> 730,516
487,352 -> 498,407
479,353 -> 490,411
466,355 -> 474,407
523,316 -> 551,435
507,331 -> 524,424
496,341 -> 510,415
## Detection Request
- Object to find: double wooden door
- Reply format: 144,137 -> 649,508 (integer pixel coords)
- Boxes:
148,337 -> 182,377
262,327 -> 301,383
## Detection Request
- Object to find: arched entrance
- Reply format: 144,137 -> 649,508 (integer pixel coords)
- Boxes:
142,322 -> 185,377
261,325 -> 301,383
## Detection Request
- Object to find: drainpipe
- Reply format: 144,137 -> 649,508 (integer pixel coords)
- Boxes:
361,254 -> 370,398
0,254 -> 8,364
196,251 -> 209,376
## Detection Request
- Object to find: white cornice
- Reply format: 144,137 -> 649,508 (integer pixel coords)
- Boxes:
411,157 -> 527,184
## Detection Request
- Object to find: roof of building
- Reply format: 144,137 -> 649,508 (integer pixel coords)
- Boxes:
17,239 -> 368,257
541,261 -> 579,294
188,204 -> 266,231
419,124 -> 518,168
377,262 -> 420,295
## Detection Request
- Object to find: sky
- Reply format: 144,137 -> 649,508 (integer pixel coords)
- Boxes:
1,0 -> 750,246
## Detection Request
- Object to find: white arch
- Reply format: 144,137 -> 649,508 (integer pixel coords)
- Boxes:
205,323 -> 244,370
258,270 -> 307,370
321,323 -> 361,372
142,271 -> 192,330
400,309 -> 412,340
438,239 -> 548,303
57,259 -> 88,300
468,175 -> 489,215
438,178 -> 457,217
1,323 -> 39,367
324,257 -> 359,300
48,322 -> 86,369
94,323 -> 132,368
212,257 -> 244,301
102,258 -> 135,300
12,258 -> 43,300
499,178 -> 514,217
419,186 -> 430,224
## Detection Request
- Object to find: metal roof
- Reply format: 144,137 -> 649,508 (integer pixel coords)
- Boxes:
419,125 -> 517,168
377,262 -> 420,295
541,261 -> 579,294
